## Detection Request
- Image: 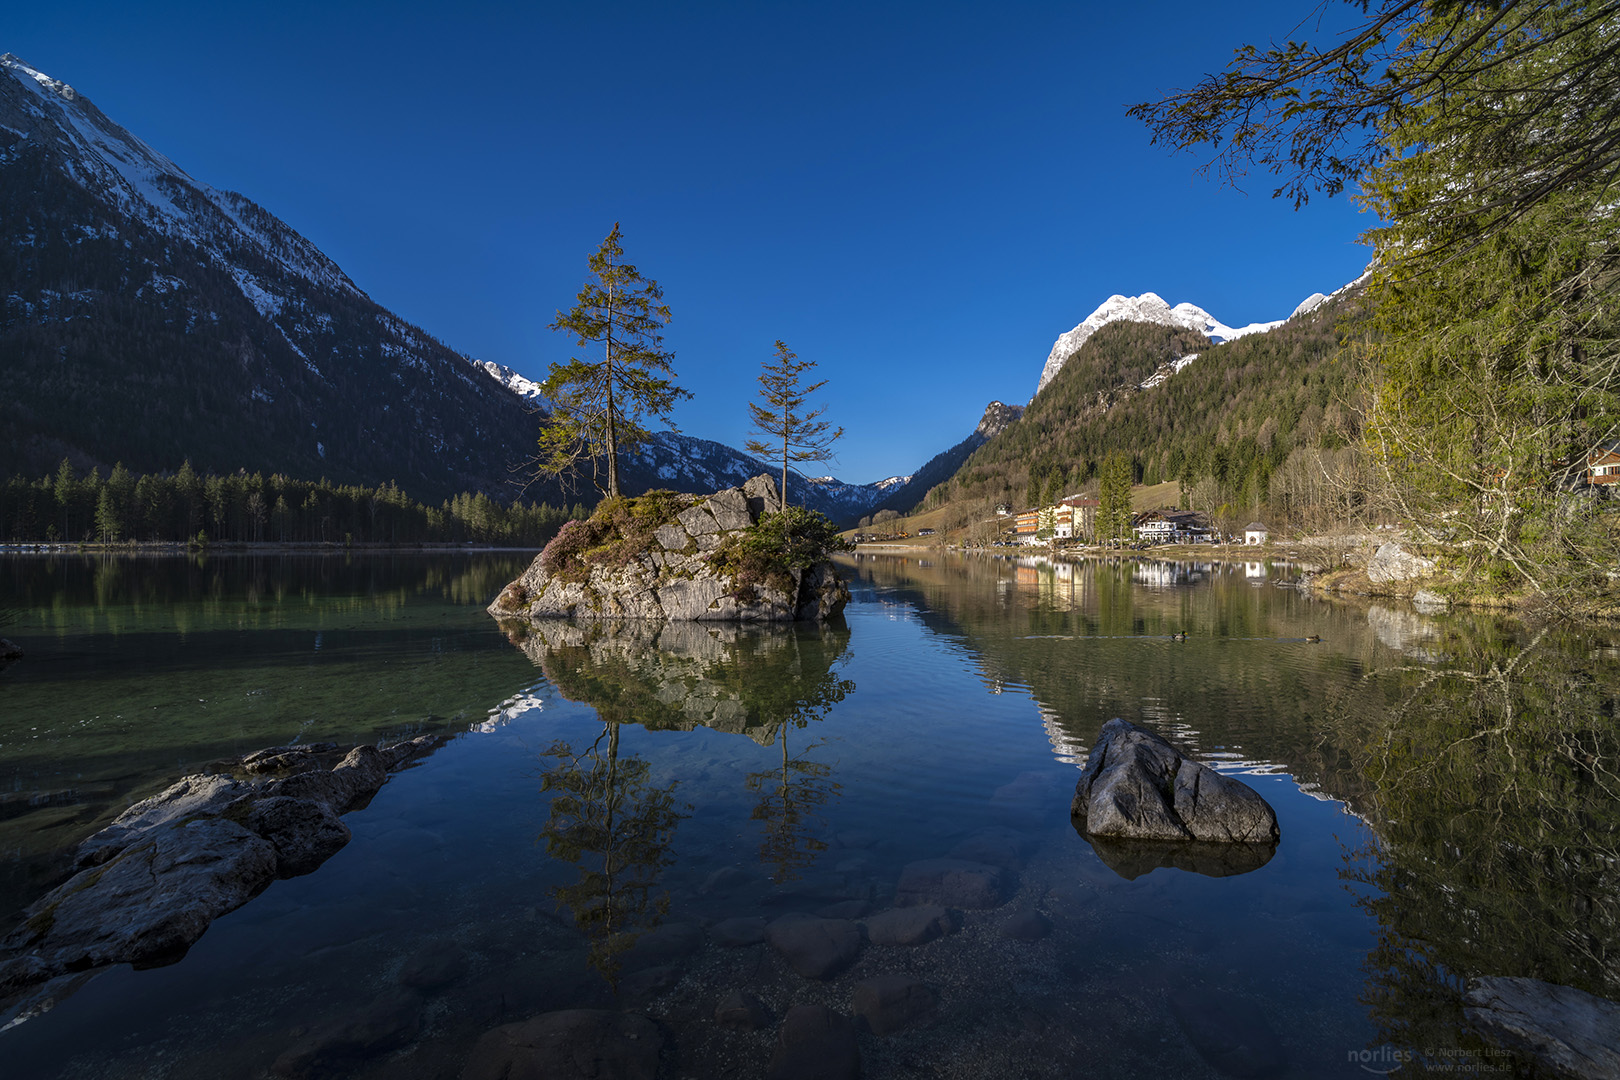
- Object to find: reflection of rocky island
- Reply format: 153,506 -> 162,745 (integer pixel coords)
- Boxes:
489,478 -> 849,622
517,619 -> 855,972
502,620 -> 853,745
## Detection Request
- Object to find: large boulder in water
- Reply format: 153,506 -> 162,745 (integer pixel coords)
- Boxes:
1070,718 -> 1278,845
1464,976 -> 1620,1079
0,735 -> 445,997
488,476 -> 849,623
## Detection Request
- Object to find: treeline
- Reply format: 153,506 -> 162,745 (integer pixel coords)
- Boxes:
926,295 -> 1371,535
0,460 -> 589,546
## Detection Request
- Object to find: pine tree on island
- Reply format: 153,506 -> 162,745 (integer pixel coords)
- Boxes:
537,223 -> 690,498
745,341 -> 844,513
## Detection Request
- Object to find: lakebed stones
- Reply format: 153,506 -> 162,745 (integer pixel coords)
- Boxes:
710,916 -> 768,947
461,1009 -> 664,1080
1071,718 -> 1279,846
1168,988 -> 1287,1079
272,988 -> 423,1078
863,905 -> 958,946
999,908 -> 1051,941
1463,976 -> 1620,1080
766,1004 -> 862,1080
894,858 -> 1008,909
765,913 -> 863,979
714,989 -> 771,1031
487,476 -> 849,623
0,735 -> 445,996
852,974 -> 939,1035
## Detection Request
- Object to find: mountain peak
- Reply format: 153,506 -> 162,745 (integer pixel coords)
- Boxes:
1033,291 -> 1302,400
976,400 -> 1023,440
1,54 -> 75,100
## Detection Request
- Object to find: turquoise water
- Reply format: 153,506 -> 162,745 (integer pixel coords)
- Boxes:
0,551 -> 1613,1078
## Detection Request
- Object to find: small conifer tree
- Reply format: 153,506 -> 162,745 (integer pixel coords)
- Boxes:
745,341 -> 844,512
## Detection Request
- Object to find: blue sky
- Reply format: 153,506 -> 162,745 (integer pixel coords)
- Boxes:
10,1 -> 1372,485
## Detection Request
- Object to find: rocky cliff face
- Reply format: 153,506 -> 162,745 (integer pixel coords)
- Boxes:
488,476 -> 849,622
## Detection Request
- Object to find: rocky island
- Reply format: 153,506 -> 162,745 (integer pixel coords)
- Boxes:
489,476 -> 850,623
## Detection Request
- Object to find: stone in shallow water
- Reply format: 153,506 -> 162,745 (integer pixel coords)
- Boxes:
1168,988 -> 1286,1079
1464,976 -> 1620,1080
765,913 -> 862,979
461,1009 -> 663,1080
709,916 -> 767,947
272,988 -> 422,1078
864,905 -> 957,946
948,825 -> 1033,871
714,988 -> 771,1031
816,899 -> 871,920
989,770 -> 1065,827
0,817 -> 279,993
894,858 -> 1007,909
245,795 -> 351,877
1071,718 -> 1279,844
619,921 -> 704,973
999,908 -> 1050,941
766,1004 -> 861,1080
398,939 -> 469,991
853,973 -> 939,1035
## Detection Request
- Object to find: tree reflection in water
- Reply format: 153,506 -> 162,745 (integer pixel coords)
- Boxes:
539,724 -> 688,984
747,724 -> 842,884
510,619 -> 854,970
1331,621 -> 1620,1068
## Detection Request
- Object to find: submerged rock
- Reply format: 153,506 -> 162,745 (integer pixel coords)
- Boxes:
765,913 -> 862,980
488,476 -> 849,623
1464,976 -> 1620,1079
853,974 -> 939,1035
1169,987 -> 1287,1079
0,734 -> 446,997
1070,719 -> 1278,845
0,637 -> 23,662
766,1004 -> 862,1080
272,988 -> 423,1078
894,858 -> 1008,909
461,1009 -> 664,1080
863,905 -> 958,946
714,988 -> 771,1031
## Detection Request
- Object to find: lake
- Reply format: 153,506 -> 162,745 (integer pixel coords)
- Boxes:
0,550 -> 1614,1078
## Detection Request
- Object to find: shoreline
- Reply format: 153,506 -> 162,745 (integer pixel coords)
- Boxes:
851,540 -> 1620,623
0,542 -> 543,555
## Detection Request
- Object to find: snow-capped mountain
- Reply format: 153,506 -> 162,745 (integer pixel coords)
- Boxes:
472,359 -> 547,403
1034,292 -> 1287,400
0,53 -> 556,501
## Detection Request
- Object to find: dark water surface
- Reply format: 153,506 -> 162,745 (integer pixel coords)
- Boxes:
0,551 -> 1614,1078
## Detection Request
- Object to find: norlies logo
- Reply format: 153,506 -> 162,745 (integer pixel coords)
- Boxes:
1350,1045 -> 1510,1074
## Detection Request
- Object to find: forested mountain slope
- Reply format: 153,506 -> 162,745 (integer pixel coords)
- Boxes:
931,294 -> 1364,526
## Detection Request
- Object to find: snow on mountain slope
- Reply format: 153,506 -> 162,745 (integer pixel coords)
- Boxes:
0,53 -> 546,500
473,359 -> 547,402
626,431 -> 913,522
1,54 -> 362,304
1034,292 -> 1284,400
